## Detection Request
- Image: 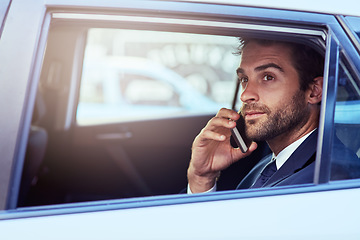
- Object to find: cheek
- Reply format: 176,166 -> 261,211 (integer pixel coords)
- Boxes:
259,89 -> 293,109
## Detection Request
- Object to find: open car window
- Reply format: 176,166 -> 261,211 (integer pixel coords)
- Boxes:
16,5 -> 360,211
20,11 -> 329,208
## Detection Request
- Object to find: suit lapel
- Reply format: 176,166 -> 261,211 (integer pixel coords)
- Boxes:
236,154 -> 272,189
264,129 -> 318,187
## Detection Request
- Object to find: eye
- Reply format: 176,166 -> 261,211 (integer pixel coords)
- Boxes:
238,77 -> 248,88
239,76 -> 248,84
263,74 -> 275,81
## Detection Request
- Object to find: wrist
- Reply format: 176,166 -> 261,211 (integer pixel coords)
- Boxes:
187,167 -> 220,193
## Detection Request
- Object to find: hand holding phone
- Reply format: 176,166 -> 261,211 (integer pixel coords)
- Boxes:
231,113 -> 252,153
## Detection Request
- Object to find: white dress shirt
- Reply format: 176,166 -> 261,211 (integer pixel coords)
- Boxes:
273,129 -> 315,170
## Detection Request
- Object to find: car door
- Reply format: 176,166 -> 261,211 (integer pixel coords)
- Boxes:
13,0 -> 353,207
2,1 -> 360,239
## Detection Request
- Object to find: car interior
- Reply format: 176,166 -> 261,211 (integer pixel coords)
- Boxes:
16,10 -> 360,208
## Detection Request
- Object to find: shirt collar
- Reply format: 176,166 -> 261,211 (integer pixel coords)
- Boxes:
272,129 -> 316,170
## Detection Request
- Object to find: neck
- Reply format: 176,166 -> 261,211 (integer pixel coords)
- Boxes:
267,121 -> 318,156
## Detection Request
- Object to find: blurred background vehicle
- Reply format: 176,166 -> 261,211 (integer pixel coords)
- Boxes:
78,56 -> 227,125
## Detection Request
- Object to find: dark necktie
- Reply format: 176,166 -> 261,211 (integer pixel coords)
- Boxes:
251,158 -> 277,188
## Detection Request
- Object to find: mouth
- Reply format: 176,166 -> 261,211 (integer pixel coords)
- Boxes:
244,111 -> 266,120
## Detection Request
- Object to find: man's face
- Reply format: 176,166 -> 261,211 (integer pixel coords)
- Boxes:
237,42 -> 310,141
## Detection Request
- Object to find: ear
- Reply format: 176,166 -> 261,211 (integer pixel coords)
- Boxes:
307,76 -> 323,105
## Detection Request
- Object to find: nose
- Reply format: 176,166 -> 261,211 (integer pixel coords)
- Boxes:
240,80 -> 259,103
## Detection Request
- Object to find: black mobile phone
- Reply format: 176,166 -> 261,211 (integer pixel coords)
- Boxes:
231,113 -> 252,153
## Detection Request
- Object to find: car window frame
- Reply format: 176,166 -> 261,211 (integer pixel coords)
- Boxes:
314,30 -> 339,184
337,16 -> 360,55
3,0 -> 360,217
0,0 -> 50,211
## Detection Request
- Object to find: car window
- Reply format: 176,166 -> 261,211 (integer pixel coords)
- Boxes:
77,29 -> 239,125
331,53 -> 360,180
18,9 -> 331,209
345,16 -> 360,44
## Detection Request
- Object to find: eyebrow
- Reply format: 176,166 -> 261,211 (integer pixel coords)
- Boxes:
236,63 -> 284,75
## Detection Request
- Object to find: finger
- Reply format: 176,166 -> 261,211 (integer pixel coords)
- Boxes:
197,128 -> 227,143
248,142 -> 258,152
215,108 -> 240,121
206,115 -> 237,131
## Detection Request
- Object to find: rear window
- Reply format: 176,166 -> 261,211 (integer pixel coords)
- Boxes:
77,29 -> 239,125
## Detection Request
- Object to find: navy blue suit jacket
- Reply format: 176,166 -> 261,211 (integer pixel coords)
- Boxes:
237,130 -> 318,189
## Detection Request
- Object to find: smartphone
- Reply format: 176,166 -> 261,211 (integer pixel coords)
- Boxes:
231,113 -> 252,153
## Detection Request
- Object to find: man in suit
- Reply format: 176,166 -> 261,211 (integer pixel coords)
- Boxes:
187,38 -> 325,193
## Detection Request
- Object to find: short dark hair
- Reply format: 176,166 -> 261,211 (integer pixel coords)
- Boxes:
236,38 -> 324,91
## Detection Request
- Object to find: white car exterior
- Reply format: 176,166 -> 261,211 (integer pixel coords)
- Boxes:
1,0 -> 360,239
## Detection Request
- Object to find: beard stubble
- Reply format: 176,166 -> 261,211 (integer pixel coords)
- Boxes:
241,90 -> 310,142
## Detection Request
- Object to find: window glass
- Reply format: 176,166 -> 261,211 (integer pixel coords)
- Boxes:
345,16 -> 360,44
77,29 -> 240,125
331,54 -> 360,180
